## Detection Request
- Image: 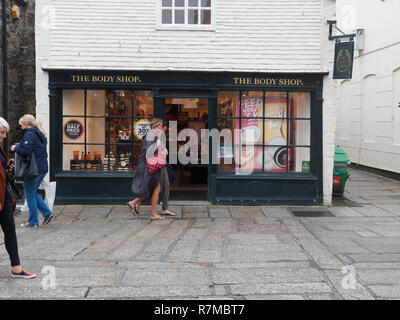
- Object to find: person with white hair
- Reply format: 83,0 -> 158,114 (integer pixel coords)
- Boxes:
0,117 -> 36,278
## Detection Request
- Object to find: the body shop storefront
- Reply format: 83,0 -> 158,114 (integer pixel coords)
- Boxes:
46,69 -> 325,205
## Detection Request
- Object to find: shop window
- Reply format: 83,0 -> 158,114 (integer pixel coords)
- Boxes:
62,90 -> 153,172
157,0 -> 215,30
217,91 -> 311,174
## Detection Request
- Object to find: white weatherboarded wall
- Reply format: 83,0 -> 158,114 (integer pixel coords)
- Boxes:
336,0 -> 400,174
36,0 -> 337,205
39,0 -> 325,72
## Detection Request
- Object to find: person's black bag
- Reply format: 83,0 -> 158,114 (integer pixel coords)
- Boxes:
14,153 -> 40,181
166,164 -> 176,181
6,178 -> 22,214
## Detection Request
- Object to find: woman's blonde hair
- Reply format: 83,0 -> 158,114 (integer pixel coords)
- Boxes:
150,118 -> 163,129
19,114 -> 46,136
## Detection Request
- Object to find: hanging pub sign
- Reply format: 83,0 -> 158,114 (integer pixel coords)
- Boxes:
64,119 -> 84,140
333,41 -> 354,79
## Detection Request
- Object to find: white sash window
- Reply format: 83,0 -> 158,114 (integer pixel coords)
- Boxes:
157,0 -> 215,30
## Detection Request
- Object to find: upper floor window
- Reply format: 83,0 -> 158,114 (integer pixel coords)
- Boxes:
157,0 -> 215,30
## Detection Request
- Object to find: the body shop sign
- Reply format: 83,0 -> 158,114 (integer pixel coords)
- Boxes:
64,119 -> 84,140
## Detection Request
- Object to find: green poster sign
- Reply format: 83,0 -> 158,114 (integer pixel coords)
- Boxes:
333,41 -> 354,79
302,161 -> 310,173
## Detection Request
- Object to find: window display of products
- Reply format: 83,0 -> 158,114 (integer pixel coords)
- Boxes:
62,90 -> 153,172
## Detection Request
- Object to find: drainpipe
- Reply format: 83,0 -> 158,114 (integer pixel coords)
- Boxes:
2,0 -> 7,121
2,0 -> 8,151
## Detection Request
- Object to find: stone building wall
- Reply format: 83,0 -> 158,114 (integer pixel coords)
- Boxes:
0,0 -> 35,148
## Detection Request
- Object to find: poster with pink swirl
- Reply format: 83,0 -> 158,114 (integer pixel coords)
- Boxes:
236,96 -> 291,173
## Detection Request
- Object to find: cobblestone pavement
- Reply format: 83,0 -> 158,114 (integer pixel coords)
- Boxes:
1,167 -> 400,300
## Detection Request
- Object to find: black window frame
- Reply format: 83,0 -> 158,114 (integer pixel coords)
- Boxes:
61,89 -> 154,172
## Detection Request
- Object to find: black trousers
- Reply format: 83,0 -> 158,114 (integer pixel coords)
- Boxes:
0,193 -> 21,267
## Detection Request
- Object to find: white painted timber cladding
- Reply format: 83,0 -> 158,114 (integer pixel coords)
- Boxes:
45,0 -> 324,71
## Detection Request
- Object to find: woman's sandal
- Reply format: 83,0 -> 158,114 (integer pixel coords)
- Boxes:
127,202 -> 139,215
150,216 -> 165,221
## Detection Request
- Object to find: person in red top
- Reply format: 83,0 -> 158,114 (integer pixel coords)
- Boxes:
0,117 -> 36,279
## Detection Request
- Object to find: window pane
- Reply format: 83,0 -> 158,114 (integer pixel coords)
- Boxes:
288,147 -> 310,173
162,9 -> 172,24
264,93 -> 287,118
188,9 -> 198,24
264,146 -> 289,172
289,120 -> 310,146
87,90 -> 106,116
87,118 -> 107,144
240,92 -> 263,118
189,0 -> 198,7
175,0 -> 184,7
133,91 -> 154,117
218,91 -> 239,118
201,0 -> 211,7
63,90 -> 84,115
103,145 -> 133,172
162,0 -> 172,7
290,92 -> 311,119
217,144 -> 234,172
201,9 -> 211,24
109,118 -> 133,144
217,119 -> 236,136
63,144 -> 84,171
116,145 -> 134,172
238,119 -> 263,145
82,145 -> 105,171
175,9 -> 184,24
264,119 -> 288,145
106,90 -> 133,145
234,146 -> 263,174
63,117 -> 85,143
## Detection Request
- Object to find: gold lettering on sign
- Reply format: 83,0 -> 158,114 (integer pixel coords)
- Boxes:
71,74 -> 142,83
233,77 -> 304,86
233,77 -> 253,85
116,76 -> 141,83
254,78 -> 277,85
71,75 -> 90,82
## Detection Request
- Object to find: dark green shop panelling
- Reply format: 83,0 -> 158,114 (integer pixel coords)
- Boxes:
55,176 -> 134,205
211,177 -> 320,206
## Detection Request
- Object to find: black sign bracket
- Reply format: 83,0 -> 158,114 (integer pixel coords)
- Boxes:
327,20 -> 356,42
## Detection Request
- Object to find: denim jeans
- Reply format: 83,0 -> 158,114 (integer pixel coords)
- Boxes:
22,173 -> 52,225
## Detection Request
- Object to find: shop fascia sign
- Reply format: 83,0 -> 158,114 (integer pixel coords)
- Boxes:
232,77 -> 305,86
71,74 -> 142,83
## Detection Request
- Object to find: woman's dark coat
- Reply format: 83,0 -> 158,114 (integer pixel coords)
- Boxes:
14,127 -> 48,175
131,131 -> 161,198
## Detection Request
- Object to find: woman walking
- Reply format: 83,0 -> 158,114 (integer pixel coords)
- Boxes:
0,117 -> 36,278
11,114 -> 53,228
129,118 -> 167,221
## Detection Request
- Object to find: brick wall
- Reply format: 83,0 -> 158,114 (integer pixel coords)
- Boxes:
0,0 -> 36,148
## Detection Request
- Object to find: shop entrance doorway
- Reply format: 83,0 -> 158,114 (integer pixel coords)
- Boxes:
164,98 -> 209,201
